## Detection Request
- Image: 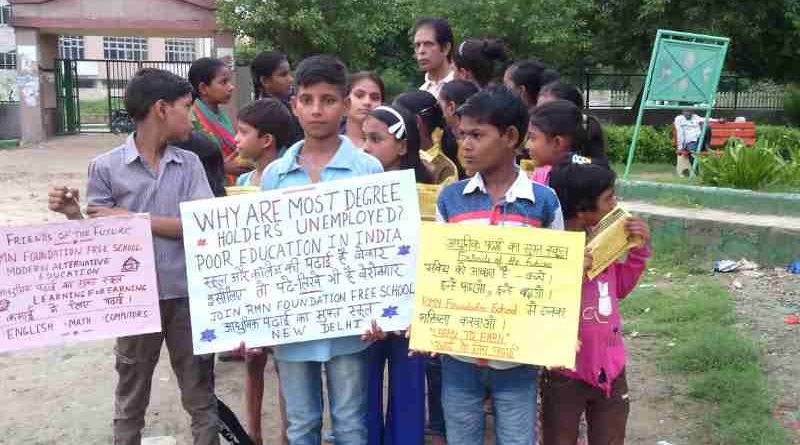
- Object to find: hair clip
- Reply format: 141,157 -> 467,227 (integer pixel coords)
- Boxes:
375,106 -> 406,140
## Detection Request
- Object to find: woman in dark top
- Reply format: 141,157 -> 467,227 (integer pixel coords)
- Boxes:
172,130 -> 226,197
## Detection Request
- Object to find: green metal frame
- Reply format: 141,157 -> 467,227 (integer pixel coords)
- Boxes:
55,59 -> 80,135
623,30 -> 730,180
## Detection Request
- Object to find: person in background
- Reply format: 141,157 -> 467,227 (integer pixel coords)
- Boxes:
173,130 -> 226,197
537,81 -> 586,110
361,104 -> 431,445
190,59 -> 249,361
503,59 -> 557,108
675,109 -> 705,153
251,51 -> 304,148
439,80 -> 480,135
414,17 -> 456,98
439,80 -> 480,176
673,109 -> 707,176
453,38 -> 508,88
526,100 -> 608,186
534,82 -> 609,173
235,99 -> 292,187
189,57 -> 249,184
342,72 -> 385,147
394,90 -> 461,183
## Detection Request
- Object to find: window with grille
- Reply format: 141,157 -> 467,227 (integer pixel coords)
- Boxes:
58,36 -> 85,60
165,38 -> 196,62
103,37 -> 148,61
0,5 -> 11,26
0,51 -> 15,70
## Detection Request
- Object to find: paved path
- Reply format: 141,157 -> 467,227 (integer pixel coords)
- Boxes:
625,200 -> 800,231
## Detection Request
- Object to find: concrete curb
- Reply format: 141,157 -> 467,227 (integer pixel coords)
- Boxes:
627,201 -> 800,266
618,180 -> 800,217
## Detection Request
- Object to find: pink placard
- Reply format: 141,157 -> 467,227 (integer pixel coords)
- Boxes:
0,214 -> 161,352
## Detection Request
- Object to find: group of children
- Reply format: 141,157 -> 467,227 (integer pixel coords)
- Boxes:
46,15 -> 652,445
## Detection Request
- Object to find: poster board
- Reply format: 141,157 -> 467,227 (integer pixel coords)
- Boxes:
181,170 -> 421,354
0,215 -> 161,353
410,222 -> 585,368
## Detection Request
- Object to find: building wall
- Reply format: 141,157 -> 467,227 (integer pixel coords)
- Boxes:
73,35 -> 212,60
11,0 -> 217,37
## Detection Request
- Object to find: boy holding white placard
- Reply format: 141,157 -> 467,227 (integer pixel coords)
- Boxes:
260,55 -> 383,445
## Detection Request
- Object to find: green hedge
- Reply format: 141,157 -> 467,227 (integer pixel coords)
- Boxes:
605,124 -> 800,164
785,83 -> 800,126
605,125 -> 674,164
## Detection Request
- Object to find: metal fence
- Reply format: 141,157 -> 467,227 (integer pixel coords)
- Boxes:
581,72 -> 784,110
55,59 -> 192,134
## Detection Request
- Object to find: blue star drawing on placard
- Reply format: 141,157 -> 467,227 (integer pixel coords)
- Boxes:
200,329 -> 217,342
397,245 -> 411,256
382,305 -> 399,319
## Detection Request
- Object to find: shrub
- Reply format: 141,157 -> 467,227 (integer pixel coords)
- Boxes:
784,83 -> 800,126
699,139 -> 784,190
379,68 -> 413,104
754,125 -> 800,159
604,125 -> 674,164
778,145 -> 800,188
605,124 -> 800,166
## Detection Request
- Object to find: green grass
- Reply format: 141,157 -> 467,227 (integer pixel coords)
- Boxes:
614,161 -> 800,194
612,162 -> 698,185
79,98 -> 124,116
620,273 -> 790,445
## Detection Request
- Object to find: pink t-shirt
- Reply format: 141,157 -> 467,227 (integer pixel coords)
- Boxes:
530,165 -> 552,185
556,245 -> 651,395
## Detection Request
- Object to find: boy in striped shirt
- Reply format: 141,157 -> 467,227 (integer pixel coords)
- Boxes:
435,86 -> 564,445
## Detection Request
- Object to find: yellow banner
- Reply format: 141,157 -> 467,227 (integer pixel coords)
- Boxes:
410,222 -> 586,368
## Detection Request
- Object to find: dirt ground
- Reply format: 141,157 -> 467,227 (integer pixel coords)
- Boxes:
0,135 -> 795,445
726,269 -> 800,443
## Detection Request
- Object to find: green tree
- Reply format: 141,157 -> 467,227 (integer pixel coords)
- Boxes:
217,0 -> 415,70
583,0 -> 800,81
412,0 -> 593,73
218,0 -> 799,85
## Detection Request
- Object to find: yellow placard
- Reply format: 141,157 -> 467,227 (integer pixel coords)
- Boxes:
410,222 -> 586,368
417,183 -> 443,221
586,206 -> 642,279
225,186 -> 261,196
